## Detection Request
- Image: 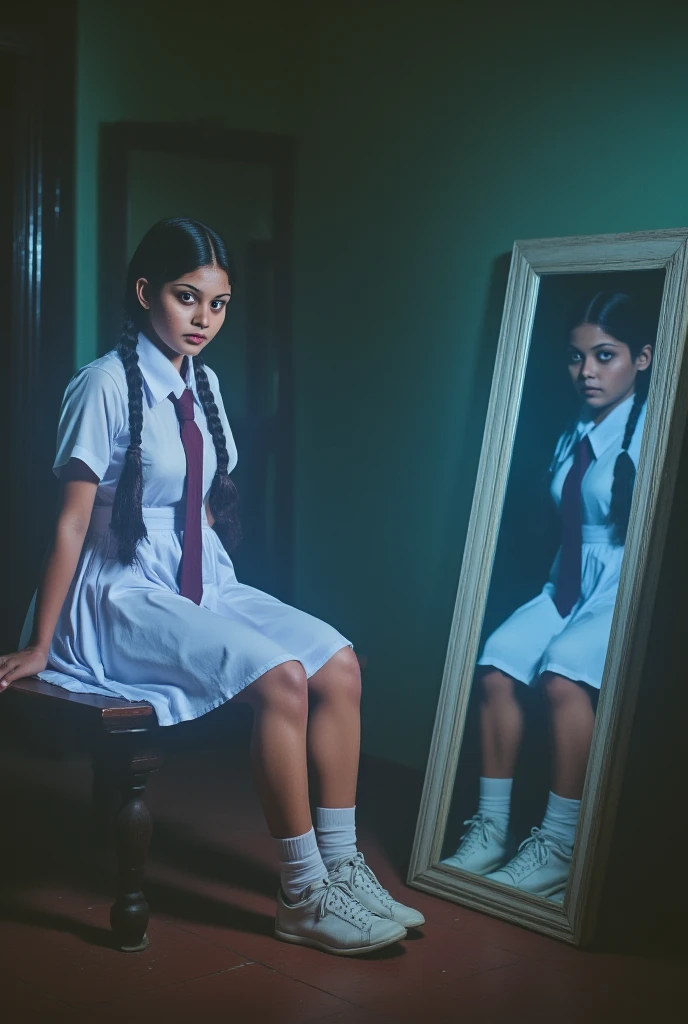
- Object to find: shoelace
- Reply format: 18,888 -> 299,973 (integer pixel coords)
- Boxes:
455,814 -> 493,857
502,827 -> 552,880
347,852 -> 396,910
315,878 -> 377,928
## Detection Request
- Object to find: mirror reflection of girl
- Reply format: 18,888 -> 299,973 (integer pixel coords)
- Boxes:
0,218 -> 423,954
444,291 -> 652,898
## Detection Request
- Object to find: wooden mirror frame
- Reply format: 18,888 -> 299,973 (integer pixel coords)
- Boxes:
407,228 -> 688,946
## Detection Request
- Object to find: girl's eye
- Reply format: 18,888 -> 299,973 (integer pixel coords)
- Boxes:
597,350 -> 614,362
568,351 -> 582,363
210,300 -> 226,310
179,292 -> 195,304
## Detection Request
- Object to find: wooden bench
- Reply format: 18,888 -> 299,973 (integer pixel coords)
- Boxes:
3,676 -> 162,953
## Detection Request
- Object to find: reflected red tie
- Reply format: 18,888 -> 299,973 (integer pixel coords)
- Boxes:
168,387 -> 204,605
554,434 -> 595,618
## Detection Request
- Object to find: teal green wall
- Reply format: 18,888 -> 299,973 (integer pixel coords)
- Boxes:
77,1 -> 688,768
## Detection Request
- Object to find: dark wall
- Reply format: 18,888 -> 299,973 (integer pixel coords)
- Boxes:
2,3 -> 76,651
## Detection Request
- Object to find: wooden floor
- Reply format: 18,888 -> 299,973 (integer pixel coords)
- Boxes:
0,716 -> 685,1022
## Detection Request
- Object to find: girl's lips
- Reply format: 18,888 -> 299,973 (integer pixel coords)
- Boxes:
184,335 -> 206,344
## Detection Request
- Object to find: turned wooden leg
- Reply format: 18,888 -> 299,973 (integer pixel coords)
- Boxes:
91,754 -> 119,847
108,743 -> 163,952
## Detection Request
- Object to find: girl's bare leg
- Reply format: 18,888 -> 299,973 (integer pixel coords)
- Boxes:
480,667 -> 525,778
233,660 -> 312,838
542,672 -> 596,799
305,647 -> 361,808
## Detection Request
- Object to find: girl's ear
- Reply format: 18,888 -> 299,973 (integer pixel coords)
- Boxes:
135,277 -> 151,310
635,344 -> 653,371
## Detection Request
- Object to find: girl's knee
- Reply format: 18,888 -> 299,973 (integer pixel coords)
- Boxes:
309,646 -> 361,704
338,647 -> 362,703
480,667 -> 516,703
542,672 -> 583,707
243,659 -> 309,715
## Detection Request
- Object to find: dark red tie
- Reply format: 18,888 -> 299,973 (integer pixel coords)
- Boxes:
554,434 -> 595,618
169,386 -> 204,605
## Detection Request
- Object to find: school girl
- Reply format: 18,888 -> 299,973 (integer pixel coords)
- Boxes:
443,291 -> 652,898
0,217 -> 424,955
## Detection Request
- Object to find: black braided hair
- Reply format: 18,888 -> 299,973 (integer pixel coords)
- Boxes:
109,217 -> 240,565
110,314 -> 148,565
571,291 -> 653,544
193,353 -> 242,551
608,367 -> 649,543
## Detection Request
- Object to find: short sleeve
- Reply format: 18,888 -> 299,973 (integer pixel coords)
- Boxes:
204,364 -> 238,473
53,365 -> 127,480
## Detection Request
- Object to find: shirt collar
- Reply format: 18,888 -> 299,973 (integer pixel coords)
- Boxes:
577,393 -> 637,459
136,332 -> 202,409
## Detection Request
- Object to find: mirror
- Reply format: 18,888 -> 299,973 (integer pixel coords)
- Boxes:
407,229 -> 688,945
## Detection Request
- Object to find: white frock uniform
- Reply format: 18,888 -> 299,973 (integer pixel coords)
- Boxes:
20,332 -> 352,726
477,393 -> 645,691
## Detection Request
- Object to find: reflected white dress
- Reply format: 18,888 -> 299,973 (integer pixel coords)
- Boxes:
477,394 -> 645,691
20,332 -> 352,726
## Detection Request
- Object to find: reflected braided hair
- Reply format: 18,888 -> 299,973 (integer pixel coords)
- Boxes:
573,291 -> 652,544
110,217 -> 241,565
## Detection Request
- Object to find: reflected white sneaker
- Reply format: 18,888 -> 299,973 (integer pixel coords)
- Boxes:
486,827 -> 571,896
441,813 -> 509,875
274,877 -> 407,956
328,851 -> 425,929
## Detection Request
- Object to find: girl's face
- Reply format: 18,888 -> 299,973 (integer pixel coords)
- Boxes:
136,264 -> 232,369
567,323 -> 652,423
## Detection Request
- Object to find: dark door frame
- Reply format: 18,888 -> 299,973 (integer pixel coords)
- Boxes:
98,122 -> 295,599
2,6 -> 76,650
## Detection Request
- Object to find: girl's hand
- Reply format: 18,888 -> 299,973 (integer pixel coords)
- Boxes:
0,646 -> 49,692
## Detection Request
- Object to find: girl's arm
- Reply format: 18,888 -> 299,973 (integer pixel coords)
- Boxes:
0,459 -> 98,691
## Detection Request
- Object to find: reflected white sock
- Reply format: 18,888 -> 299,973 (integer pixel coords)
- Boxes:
541,791 -> 580,851
478,777 -> 512,832
315,806 -> 357,869
274,827 -> 328,902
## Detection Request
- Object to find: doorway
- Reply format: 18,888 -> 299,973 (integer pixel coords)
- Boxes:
99,123 -> 295,601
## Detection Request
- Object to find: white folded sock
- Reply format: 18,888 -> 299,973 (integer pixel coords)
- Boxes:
274,827 -> 328,902
540,791 -> 580,851
477,776 -> 512,833
315,805 -> 357,870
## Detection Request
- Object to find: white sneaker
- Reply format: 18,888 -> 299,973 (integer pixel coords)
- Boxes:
441,813 -> 509,875
486,827 -> 571,897
274,877 -> 407,956
328,851 -> 425,929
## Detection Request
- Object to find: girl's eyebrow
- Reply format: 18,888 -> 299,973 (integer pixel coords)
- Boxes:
176,282 -> 232,298
568,341 -> 620,352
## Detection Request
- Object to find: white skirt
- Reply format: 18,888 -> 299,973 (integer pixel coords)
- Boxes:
477,525 -> 623,691
21,505 -> 352,726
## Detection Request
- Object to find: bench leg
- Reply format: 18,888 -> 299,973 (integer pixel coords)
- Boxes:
91,754 -> 119,847
108,742 -> 163,952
